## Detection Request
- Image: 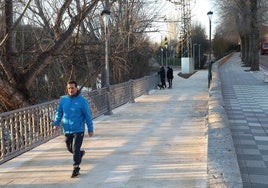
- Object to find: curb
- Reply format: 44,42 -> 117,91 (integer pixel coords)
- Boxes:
207,54 -> 243,188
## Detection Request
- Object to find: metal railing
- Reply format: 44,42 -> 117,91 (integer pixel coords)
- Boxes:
0,73 -> 159,164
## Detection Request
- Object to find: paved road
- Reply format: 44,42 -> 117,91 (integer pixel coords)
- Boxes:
0,69 -> 209,188
220,53 -> 268,188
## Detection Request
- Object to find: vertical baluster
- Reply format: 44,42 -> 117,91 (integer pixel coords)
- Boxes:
21,112 -> 26,148
31,108 -> 36,143
27,109 -> 32,145
14,113 -> 19,150
18,112 -> 22,148
39,106 -> 44,140
8,116 -> 12,152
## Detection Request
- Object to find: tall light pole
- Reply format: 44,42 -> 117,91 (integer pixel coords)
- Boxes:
101,9 -> 112,115
161,47 -> 163,66
193,43 -> 197,68
165,43 -> 168,67
207,11 -> 213,63
198,44 -> 201,69
207,11 -> 213,88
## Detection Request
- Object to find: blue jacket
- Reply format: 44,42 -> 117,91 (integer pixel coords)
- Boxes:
54,93 -> 93,134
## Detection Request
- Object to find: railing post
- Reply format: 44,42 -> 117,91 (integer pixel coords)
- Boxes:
145,76 -> 149,95
104,87 -> 113,115
130,80 -> 135,103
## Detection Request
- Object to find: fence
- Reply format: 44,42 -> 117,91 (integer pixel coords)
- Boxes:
0,73 -> 159,164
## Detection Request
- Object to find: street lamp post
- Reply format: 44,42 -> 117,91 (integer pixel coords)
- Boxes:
207,11 -> 213,63
165,44 -> 168,67
193,43 -> 197,68
101,9 -> 112,115
161,48 -> 163,66
198,44 -> 201,69
207,11 -> 213,88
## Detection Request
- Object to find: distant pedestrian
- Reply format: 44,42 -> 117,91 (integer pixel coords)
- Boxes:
167,66 -> 174,88
158,66 -> 166,89
53,80 -> 94,178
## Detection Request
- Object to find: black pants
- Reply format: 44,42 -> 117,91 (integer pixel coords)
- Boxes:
168,78 -> 173,88
161,79 -> 166,88
65,132 -> 84,166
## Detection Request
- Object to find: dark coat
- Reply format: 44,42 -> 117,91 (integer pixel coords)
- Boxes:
167,67 -> 173,79
158,67 -> 166,81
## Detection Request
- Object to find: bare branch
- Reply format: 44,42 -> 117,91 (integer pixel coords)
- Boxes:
0,0 -> 33,47
24,0 -> 99,90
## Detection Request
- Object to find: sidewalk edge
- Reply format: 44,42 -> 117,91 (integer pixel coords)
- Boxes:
207,54 -> 243,188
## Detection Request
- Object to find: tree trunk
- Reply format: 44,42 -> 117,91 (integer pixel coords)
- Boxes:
240,35 -> 246,63
0,79 -> 30,110
4,0 -> 16,56
250,0 -> 259,71
244,35 -> 250,66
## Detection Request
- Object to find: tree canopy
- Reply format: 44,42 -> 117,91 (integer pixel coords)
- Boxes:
212,0 -> 268,70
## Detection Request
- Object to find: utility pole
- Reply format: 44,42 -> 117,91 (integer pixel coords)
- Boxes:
169,0 -> 193,74
169,0 -> 192,58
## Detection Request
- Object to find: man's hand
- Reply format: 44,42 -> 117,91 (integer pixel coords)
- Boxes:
88,132 -> 94,137
53,126 -> 59,131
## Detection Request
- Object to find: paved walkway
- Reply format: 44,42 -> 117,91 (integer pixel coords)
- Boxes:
0,69 -> 209,187
219,53 -> 268,188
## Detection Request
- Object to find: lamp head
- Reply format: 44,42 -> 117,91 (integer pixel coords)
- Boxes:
101,9 -> 111,27
207,11 -> 213,21
101,9 -> 111,16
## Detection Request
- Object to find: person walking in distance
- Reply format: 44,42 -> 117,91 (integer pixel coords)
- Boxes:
158,66 -> 166,89
167,66 -> 174,88
53,80 -> 94,178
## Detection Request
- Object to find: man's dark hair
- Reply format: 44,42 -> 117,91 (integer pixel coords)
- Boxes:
67,80 -> 78,87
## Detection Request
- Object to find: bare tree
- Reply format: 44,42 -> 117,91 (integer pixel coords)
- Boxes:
213,0 -> 261,70
0,0 -> 161,112
108,0 -> 157,83
191,22 -> 209,67
0,0 -> 100,111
